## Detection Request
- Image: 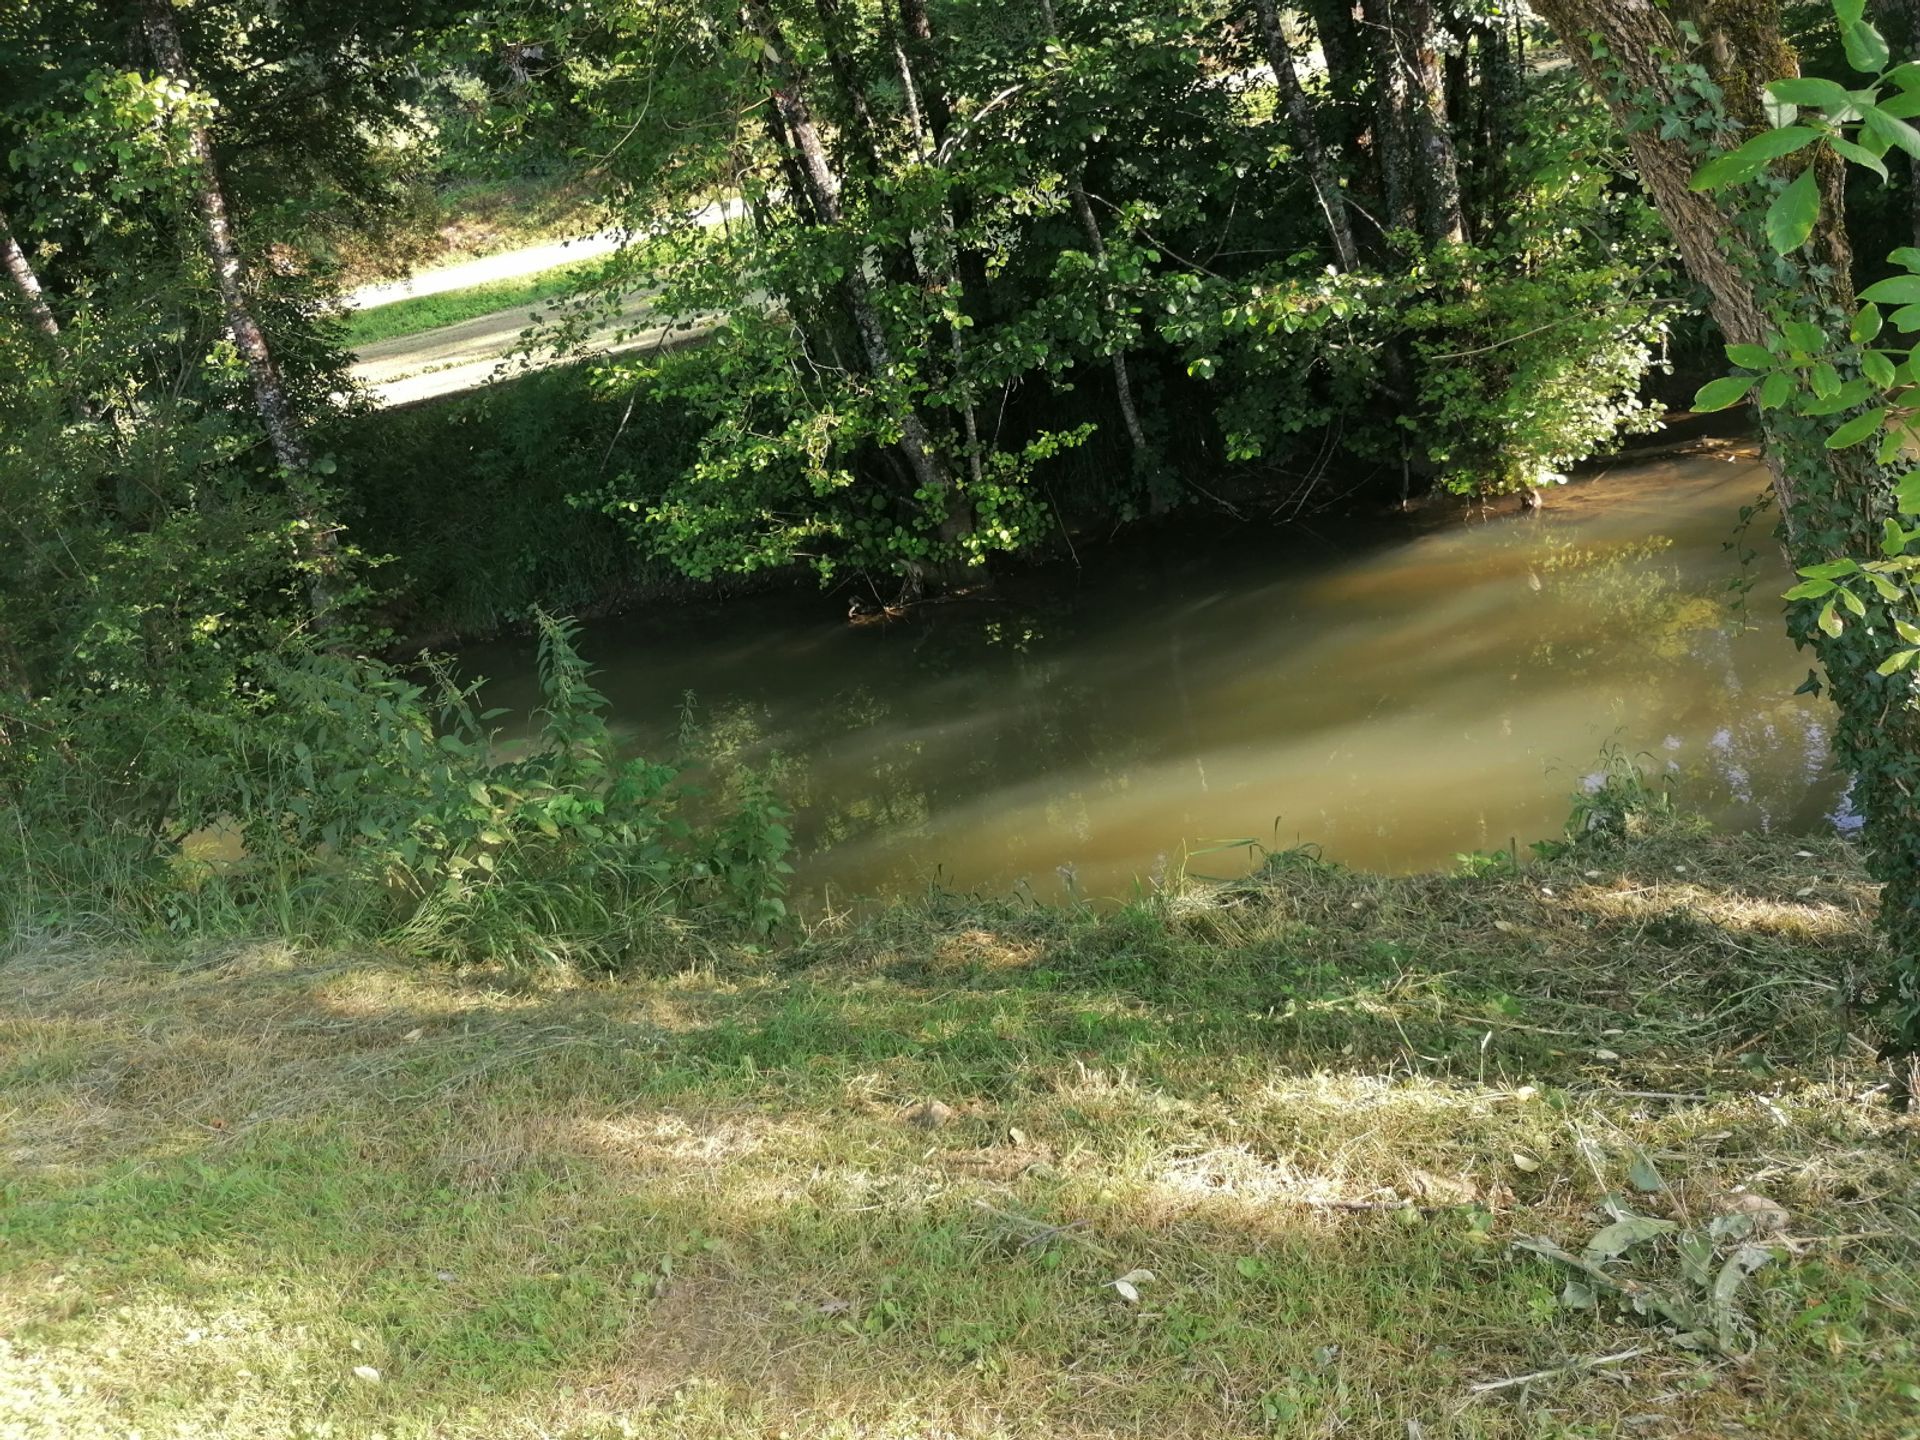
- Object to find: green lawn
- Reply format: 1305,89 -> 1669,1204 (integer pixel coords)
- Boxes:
341,256 -> 609,349
2,828 -> 1916,1438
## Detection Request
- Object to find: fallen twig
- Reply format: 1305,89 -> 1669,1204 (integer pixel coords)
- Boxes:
1466,1347 -> 1647,1396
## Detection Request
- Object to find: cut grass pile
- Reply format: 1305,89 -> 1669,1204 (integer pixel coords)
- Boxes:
341,256 -> 608,349
2,828 -> 1916,1438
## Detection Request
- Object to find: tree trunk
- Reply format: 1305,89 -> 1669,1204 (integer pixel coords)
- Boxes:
1038,0 -> 1150,459
0,206 -> 64,346
1358,0 -> 1420,235
1400,0 -> 1466,244
746,0 -> 971,563
1533,0 -> 1920,1069
811,0 -> 882,176
1068,184 -> 1150,456
0,202 -> 96,428
892,32 -> 985,489
1253,0 -> 1363,271
1301,0 -> 1371,161
139,0 -> 341,623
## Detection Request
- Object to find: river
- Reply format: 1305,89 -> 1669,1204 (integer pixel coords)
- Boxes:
464,450 -> 1848,904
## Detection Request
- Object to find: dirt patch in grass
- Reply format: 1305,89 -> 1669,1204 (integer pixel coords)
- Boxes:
2,829 -> 1916,1438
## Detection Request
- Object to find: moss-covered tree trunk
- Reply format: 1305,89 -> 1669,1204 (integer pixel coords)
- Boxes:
1535,0 -> 1920,1070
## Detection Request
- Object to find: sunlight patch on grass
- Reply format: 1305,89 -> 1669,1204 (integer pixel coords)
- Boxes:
1,830 -> 1916,1437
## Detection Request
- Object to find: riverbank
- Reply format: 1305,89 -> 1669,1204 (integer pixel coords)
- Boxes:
4,825 -> 1914,1439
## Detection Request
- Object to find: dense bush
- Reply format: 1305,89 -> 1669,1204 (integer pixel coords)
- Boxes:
327,363 -> 712,638
0,613 -> 791,965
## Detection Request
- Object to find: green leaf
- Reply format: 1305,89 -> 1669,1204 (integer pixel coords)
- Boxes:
1865,104 -> 1920,159
1800,559 -> 1861,579
1898,469 -> 1920,512
1759,371 -> 1794,410
1832,136 -> 1891,180
1766,169 -> 1820,252
1800,378 -> 1872,414
1835,0 -> 1866,25
1784,320 -> 1829,351
1878,648 -> 1920,675
1820,600 -> 1845,636
1794,669 -> 1825,696
1900,619 -> 1920,644
1840,585 -> 1867,616
1767,76 -> 1854,109
1892,246 -> 1920,271
1859,275 -> 1920,304
1892,303 -> 1920,331
1852,304 -> 1885,342
1693,375 -> 1756,412
1864,350 -> 1898,388
1627,1153 -> 1667,1193
1845,20 -> 1891,73
1585,1216 -> 1677,1261
1725,342 -> 1775,369
1688,126 -> 1821,190
1885,518 -> 1912,555
1784,578 -> 1837,599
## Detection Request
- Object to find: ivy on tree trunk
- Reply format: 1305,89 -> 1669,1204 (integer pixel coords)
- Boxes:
1535,0 -> 1920,1075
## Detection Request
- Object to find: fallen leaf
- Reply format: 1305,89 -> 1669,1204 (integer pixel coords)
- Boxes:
1111,1268 -> 1155,1303
1006,1126 -> 1028,1146
352,1366 -> 382,1383
1714,1192 -> 1789,1235
1511,1150 -> 1541,1173
1585,1216 -> 1677,1261
401,1028 -> 424,1043
1627,1153 -> 1665,1194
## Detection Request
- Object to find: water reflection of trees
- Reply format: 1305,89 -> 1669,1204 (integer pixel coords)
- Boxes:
1507,514 -> 1841,838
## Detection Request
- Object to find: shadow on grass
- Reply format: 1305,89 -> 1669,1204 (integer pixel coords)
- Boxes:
1,830 -> 1915,1439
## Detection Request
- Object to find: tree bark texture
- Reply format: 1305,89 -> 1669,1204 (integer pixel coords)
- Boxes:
0,206 -> 64,345
746,0 -> 970,554
1358,0 -> 1420,234
140,0 -> 341,621
1534,0 -> 1920,1065
1038,0 -> 1150,457
1253,0 -> 1363,270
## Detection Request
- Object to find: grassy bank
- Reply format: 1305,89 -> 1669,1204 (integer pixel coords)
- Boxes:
341,256 -> 607,349
322,177 -> 607,288
3,827 -> 1916,1437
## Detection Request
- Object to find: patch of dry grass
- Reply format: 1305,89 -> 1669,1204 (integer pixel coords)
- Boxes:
2,829 -> 1917,1438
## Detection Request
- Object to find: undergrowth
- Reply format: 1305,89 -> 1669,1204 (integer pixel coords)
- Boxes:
0,613 -> 791,967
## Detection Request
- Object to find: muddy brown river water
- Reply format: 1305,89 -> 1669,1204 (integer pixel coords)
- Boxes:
464,451 -> 1849,903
